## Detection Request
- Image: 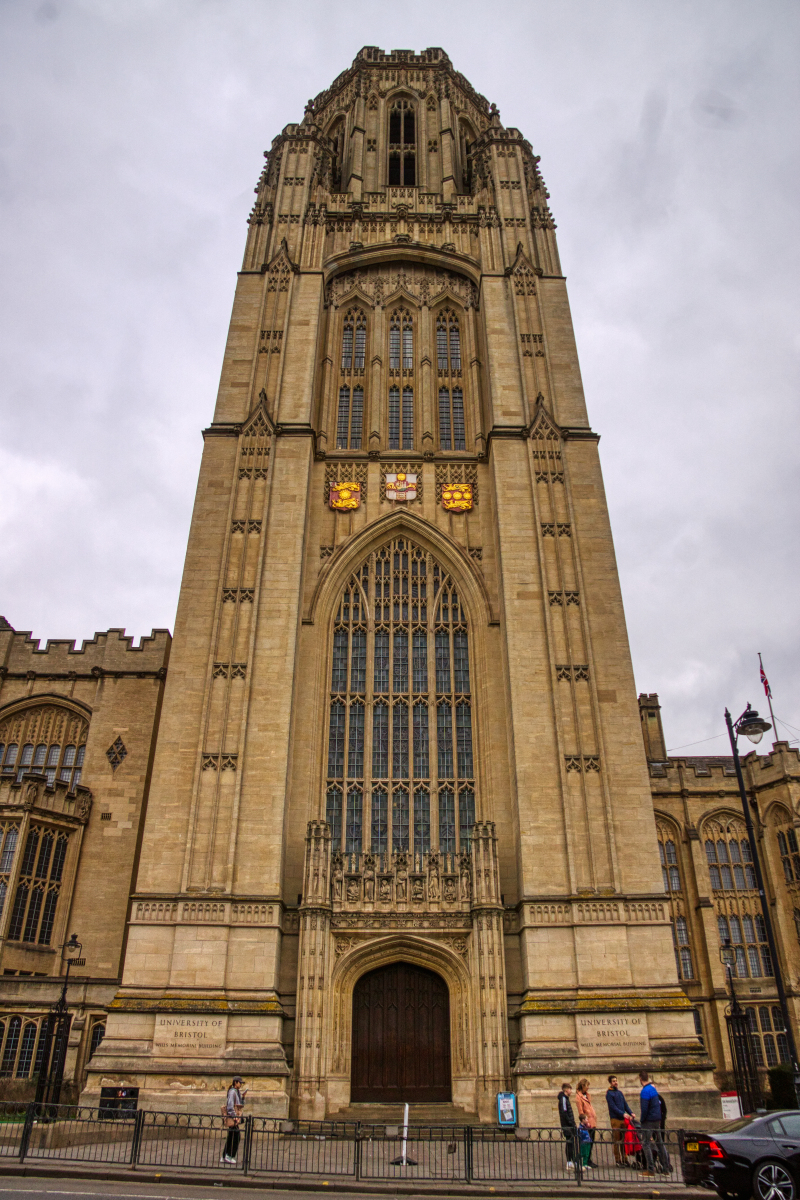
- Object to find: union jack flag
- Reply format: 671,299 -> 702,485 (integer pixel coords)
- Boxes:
760,663 -> 772,699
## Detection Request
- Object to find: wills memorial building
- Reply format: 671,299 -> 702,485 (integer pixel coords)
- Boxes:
2,48 -> 798,1125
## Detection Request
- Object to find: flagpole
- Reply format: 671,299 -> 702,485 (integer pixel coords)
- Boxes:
758,653 -> 779,746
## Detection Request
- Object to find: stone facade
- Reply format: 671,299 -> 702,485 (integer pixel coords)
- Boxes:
1,47 -> 797,1126
0,618 -> 169,1098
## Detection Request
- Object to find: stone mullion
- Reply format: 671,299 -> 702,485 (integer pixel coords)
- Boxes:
463,307 -> 484,455
559,445 -> 621,892
525,438 -> 580,896
182,441 -> 242,893
316,307 -> 337,455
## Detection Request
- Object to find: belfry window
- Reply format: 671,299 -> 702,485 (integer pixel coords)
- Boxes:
325,538 -> 475,860
388,99 -> 416,186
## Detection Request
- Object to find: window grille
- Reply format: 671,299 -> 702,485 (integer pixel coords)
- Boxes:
89,1021 -> 106,1059
0,705 -> 87,790
371,789 -> 388,853
673,915 -> 694,979
336,386 -> 363,450
778,827 -> 800,884
0,1017 -> 47,1080
705,823 -> 757,892
388,99 -> 416,186
6,825 -> 68,945
0,824 -> 19,917
438,388 -> 466,451
345,787 -> 363,854
436,311 -> 466,450
325,539 -> 475,855
719,911 -> 773,979
746,1005 -> 791,1068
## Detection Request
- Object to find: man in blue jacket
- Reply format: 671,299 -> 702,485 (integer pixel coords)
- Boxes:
605,1075 -> 633,1165
638,1071 -> 671,1176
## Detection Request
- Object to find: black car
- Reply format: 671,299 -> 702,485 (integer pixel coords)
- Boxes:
683,1111 -> 800,1200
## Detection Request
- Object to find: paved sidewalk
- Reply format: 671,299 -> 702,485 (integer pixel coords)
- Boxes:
0,1159 -> 708,1198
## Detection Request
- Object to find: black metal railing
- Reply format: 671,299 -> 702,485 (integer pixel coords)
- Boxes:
0,1103 -> 689,1184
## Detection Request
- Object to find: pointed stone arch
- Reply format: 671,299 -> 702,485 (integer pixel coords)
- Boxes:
307,509 -> 495,628
324,932 -> 476,1113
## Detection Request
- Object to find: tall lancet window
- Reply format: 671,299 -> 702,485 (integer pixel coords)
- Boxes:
337,309 -> 367,448
388,99 -> 416,186
388,310 -> 414,449
436,310 -> 465,451
325,538 -> 475,859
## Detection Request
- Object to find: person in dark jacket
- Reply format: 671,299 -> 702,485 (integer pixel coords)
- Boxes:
557,1083 -> 578,1169
606,1075 -> 634,1165
638,1071 -> 671,1176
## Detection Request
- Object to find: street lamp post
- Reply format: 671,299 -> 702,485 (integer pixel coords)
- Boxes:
34,933 -> 84,1109
725,704 -> 800,1106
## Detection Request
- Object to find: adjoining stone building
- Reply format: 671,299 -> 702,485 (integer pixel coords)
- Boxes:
0,48 -> 797,1123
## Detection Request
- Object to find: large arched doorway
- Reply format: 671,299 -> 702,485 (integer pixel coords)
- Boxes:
351,962 -> 451,1103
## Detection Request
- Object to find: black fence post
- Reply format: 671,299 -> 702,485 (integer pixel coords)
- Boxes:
464,1125 -> 473,1183
129,1109 -> 144,1168
575,1135 -> 582,1186
18,1103 -> 35,1162
354,1121 -> 361,1180
242,1115 -> 253,1174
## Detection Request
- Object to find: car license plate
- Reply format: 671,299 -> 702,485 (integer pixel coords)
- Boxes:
686,1142 -> 699,1152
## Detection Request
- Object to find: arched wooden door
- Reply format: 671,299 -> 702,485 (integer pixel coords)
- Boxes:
350,962 -> 451,1103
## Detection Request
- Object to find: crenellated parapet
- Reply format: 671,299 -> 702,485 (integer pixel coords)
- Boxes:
0,623 -> 170,680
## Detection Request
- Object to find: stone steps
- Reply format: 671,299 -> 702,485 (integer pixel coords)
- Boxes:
328,1102 -> 481,1126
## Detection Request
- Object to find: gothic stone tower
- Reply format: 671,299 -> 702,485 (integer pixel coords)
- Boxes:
86,47 -> 718,1123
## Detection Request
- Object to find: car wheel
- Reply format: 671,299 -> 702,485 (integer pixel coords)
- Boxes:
753,1160 -> 797,1200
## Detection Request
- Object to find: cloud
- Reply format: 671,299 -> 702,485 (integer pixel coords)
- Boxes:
0,0 -> 798,752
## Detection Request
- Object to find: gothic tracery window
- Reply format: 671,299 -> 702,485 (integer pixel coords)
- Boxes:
388,99 -> 416,186
0,705 -> 88,792
388,310 -> 414,449
704,819 -> 757,892
436,311 -> 465,451
6,824 -> 69,946
337,309 -> 366,449
777,826 -> 800,885
325,538 -> 475,860
746,1005 -> 791,1068
657,823 -> 694,980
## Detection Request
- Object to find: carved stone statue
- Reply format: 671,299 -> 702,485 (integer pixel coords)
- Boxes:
411,877 -> 424,902
332,856 -> 343,902
346,877 -> 359,903
396,875 -> 407,901
379,877 -> 391,901
428,872 -> 440,901
461,867 -> 471,900
444,878 -> 457,902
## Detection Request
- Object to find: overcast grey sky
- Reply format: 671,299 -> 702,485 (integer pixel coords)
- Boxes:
1,0 -> 798,756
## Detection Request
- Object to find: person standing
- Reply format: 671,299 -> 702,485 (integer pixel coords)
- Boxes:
637,1071 -> 671,1177
606,1074 -> 634,1166
221,1075 -> 247,1165
577,1117 -> 593,1170
557,1082 -> 578,1170
575,1078 -> 597,1168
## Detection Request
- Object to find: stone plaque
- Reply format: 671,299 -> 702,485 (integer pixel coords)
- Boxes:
575,1014 -> 649,1057
153,1014 -> 228,1057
